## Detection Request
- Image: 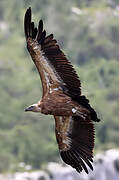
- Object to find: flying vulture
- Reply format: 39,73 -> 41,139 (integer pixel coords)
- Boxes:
24,7 -> 100,174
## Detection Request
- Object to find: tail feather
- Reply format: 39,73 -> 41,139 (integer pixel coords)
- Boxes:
74,95 -> 100,122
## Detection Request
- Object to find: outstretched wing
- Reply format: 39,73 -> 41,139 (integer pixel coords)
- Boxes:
24,7 -> 81,97
54,116 -> 95,174
24,8 -> 100,122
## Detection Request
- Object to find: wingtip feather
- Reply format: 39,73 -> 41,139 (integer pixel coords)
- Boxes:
60,150 -> 92,174
24,7 -> 32,39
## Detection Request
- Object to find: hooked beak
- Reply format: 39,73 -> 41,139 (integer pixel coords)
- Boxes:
25,105 -> 34,112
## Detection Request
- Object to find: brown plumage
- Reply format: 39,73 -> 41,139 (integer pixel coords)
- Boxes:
24,7 -> 100,174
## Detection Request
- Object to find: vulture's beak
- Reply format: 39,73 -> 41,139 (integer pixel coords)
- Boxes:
25,105 -> 34,112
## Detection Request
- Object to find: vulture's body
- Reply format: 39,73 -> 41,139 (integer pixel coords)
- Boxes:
24,8 -> 100,174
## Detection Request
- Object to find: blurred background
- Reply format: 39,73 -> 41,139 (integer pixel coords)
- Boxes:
0,0 -> 119,179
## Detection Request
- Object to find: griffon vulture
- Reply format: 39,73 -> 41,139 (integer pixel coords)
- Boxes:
24,7 -> 100,174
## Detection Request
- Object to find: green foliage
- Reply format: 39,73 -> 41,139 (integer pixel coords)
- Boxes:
0,0 -> 119,172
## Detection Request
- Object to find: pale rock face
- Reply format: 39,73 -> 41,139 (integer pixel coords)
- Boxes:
47,162 -> 84,180
11,171 -> 50,180
1,149 -> 119,180
47,149 -> 119,180
89,149 -> 119,180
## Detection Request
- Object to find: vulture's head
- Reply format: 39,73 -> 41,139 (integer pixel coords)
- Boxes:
25,103 -> 41,112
